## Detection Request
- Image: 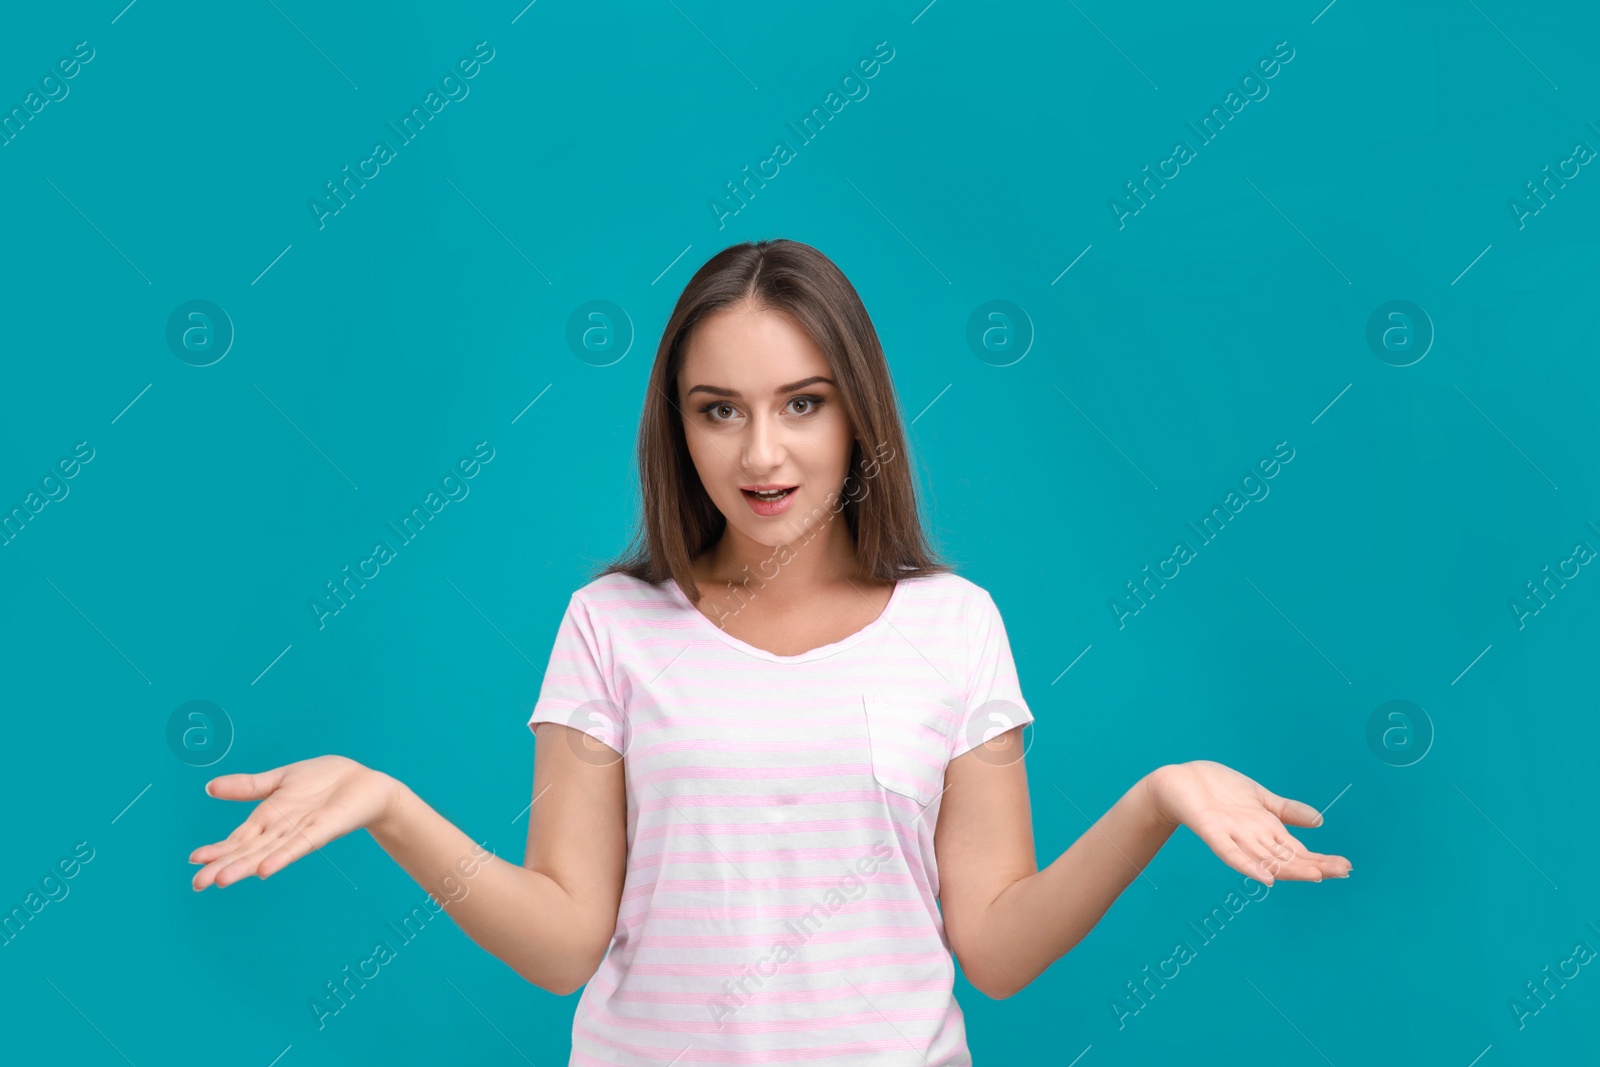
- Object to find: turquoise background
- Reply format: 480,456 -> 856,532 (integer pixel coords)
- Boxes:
2,0 -> 1598,1063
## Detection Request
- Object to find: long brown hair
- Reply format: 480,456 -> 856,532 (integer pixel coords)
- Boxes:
596,238 -> 949,603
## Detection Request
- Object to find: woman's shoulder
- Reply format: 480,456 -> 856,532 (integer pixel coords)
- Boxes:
898,567 -> 998,617
570,569 -> 677,609
566,572 -> 684,620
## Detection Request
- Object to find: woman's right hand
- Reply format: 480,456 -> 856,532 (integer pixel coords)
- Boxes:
189,755 -> 399,891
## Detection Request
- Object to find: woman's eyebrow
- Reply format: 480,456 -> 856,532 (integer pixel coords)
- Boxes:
685,375 -> 835,399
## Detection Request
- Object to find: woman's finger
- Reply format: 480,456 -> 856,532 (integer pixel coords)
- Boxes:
190,817 -> 268,863
193,848 -> 248,890
204,767 -> 288,802
1267,859 -> 1331,881
1312,852 -> 1353,877
1222,833 -> 1280,884
1246,834 -> 1304,882
190,795 -> 297,865
1216,827 -> 1351,884
1262,842 -> 1352,881
1258,830 -> 1308,863
1261,790 -> 1324,829
189,843 -> 224,865
194,820 -> 295,888
1225,846 -> 1275,884
208,811 -> 335,888
257,834 -> 324,880
1262,832 -> 1352,878
194,839 -> 269,889
205,835 -> 294,889
189,830 -> 246,864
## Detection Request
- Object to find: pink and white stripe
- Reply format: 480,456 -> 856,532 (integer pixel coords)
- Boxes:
528,569 -> 1033,1065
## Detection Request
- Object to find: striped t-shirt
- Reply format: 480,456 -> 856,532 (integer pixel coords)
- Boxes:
526,568 -> 1035,1066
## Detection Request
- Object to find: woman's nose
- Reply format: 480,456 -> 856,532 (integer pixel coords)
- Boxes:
740,412 -> 785,471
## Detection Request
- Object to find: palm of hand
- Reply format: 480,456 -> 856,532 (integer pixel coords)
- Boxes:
188,755 -> 389,890
1152,760 -> 1351,883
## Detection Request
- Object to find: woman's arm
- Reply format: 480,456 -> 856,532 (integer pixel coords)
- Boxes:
368,725 -> 626,995
936,748 -> 1349,1000
190,724 -> 626,998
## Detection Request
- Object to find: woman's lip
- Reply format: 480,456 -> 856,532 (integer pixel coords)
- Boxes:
740,484 -> 797,491
741,486 -> 797,516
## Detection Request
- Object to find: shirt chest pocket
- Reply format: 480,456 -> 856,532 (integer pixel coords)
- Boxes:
863,696 -> 952,807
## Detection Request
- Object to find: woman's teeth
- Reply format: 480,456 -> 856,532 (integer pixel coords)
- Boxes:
749,488 -> 793,500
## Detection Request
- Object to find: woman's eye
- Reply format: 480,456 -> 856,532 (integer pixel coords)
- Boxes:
699,397 -> 823,422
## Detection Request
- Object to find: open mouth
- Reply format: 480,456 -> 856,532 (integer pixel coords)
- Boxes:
741,486 -> 796,502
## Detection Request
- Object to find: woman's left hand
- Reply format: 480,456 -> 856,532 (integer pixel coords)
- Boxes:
1145,760 -> 1352,883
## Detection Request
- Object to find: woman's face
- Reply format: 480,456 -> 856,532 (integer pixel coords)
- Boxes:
677,303 -> 856,550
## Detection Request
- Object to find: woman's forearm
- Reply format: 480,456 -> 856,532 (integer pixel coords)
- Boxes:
971,767 -> 1176,999
366,776 -> 606,996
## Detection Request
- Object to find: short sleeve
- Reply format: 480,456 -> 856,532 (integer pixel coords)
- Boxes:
949,588 -> 1035,761
526,593 -> 625,755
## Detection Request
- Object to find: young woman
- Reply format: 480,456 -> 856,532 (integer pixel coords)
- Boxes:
189,239 -> 1351,1064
